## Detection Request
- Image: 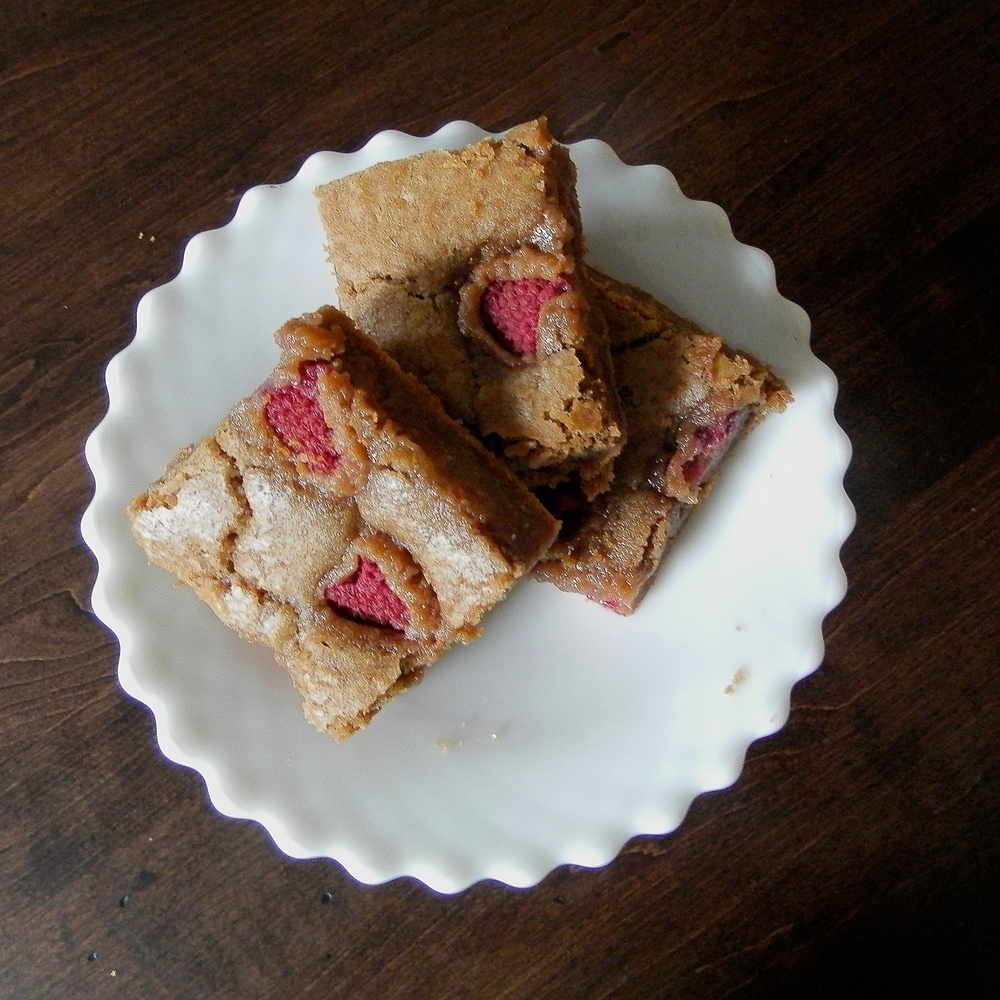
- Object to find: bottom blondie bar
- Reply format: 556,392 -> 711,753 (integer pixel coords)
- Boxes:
533,271 -> 792,614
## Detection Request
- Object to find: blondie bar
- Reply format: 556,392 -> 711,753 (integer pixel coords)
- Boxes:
533,271 -> 792,614
128,307 -> 559,738
315,119 -> 624,498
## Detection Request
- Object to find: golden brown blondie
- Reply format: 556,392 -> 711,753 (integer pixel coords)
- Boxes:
315,119 -> 624,498
129,307 -> 558,738
533,271 -> 792,614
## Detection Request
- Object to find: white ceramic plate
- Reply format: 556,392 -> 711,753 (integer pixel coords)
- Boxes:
81,122 -> 854,893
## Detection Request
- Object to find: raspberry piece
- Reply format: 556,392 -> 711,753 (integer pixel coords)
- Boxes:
681,410 -> 746,487
264,362 -> 340,473
325,558 -> 410,633
480,276 -> 571,356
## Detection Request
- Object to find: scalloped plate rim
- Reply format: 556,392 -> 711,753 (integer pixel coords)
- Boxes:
81,121 -> 854,893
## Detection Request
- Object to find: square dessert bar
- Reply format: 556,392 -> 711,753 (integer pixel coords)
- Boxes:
315,118 -> 625,498
533,271 -> 792,614
128,306 -> 559,738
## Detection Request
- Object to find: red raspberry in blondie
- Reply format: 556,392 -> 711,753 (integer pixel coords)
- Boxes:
324,557 -> 410,633
263,360 -> 341,473
480,276 -> 573,356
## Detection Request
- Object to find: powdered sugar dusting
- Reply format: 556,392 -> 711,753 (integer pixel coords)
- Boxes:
423,521 -> 495,587
223,582 -> 259,627
233,472 -> 354,602
360,469 -> 505,623
241,472 -> 291,548
133,476 -> 235,547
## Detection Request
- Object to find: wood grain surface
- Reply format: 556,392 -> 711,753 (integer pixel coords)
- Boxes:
2,0 -> 998,996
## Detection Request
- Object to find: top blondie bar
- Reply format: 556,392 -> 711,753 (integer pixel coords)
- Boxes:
128,306 -> 559,738
315,119 -> 624,498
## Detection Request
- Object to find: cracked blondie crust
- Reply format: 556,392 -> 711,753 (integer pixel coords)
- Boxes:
533,271 -> 792,614
128,306 -> 559,738
314,119 -> 624,498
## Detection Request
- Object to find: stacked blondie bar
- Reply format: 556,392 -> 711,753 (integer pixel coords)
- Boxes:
129,119 -> 790,738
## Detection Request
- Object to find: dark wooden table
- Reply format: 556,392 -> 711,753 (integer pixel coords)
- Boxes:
4,1 -> 999,996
